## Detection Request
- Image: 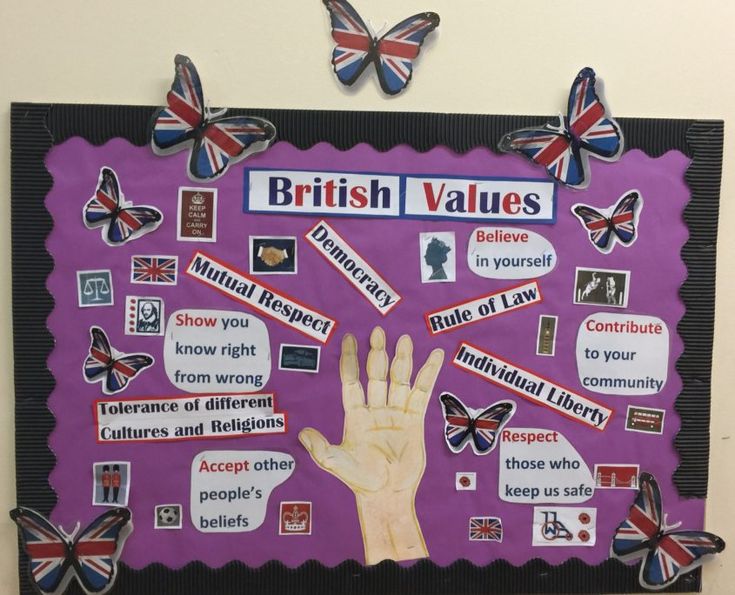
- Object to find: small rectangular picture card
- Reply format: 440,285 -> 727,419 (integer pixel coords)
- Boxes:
92,461 -> 131,507
573,267 -> 630,308
536,315 -> 558,356
279,344 -> 320,373
250,236 -> 297,274
625,405 -> 665,435
77,270 -> 114,307
125,296 -> 165,336
177,187 -> 217,242
419,231 -> 456,283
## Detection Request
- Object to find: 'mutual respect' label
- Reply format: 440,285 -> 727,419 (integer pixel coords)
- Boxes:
305,220 -> 401,315
453,343 -> 613,430
425,281 -> 542,334
245,169 -> 556,223
185,252 -> 337,344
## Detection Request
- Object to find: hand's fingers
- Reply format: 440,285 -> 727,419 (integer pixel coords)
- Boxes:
298,428 -> 383,491
407,348 -> 445,415
366,327 -> 389,409
340,333 -> 365,410
388,334 -> 413,409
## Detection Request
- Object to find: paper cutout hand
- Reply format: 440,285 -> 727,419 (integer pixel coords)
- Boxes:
299,327 -> 444,564
260,246 -> 287,267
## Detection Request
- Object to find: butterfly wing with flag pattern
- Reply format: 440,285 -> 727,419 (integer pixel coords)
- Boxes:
10,507 -> 73,595
71,508 -> 132,594
323,0 -> 374,86
440,392 -> 472,452
375,12 -> 440,95
470,401 -> 515,454
641,531 -> 725,590
612,472 -> 663,558
188,116 -> 276,181
567,67 -> 623,160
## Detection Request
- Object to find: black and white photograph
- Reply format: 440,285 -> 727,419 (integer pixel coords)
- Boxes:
279,344 -> 320,373
419,231 -> 456,283
155,504 -> 183,529
250,236 -> 297,274
125,296 -> 164,336
573,268 -> 629,308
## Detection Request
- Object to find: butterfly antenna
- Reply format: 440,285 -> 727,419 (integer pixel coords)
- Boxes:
370,20 -> 387,37
64,521 -> 81,541
662,514 -> 682,532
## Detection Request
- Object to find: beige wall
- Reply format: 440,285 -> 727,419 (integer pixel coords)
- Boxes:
0,1 -> 732,592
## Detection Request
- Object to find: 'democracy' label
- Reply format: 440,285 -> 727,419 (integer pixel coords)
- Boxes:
305,220 -> 401,315
185,252 -> 337,344
425,281 -> 542,335
453,343 -> 613,430
244,168 -> 556,223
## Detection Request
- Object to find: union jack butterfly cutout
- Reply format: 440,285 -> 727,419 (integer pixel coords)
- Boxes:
83,326 -> 153,395
150,54 -> 276,181
83,167 -> 162,246
10,507 -> 132,595
572,190 -> 642,253
322,0 -> 440,96
611,472 -> 725,590
439,392 -> 515,455
499,67 -> 624,188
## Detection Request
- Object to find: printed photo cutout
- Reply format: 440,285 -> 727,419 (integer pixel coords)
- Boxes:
77,270 -> 114,307
10,506 -> 132,595
83,167 -> 162,246
439,392 -> 515,455
178,187 -> 217,242
534,507 -> 596,546
125,296 -> 164,336
625,405 -> 665,435
279,501 -> 312,535
131,255 -> 178,285
322,0 -> 440,96
150,55 -> 276,182
572,190 -> 642,254
611,472 -> 725,590
455,472 -> 477,491
536,315 -> 558,356
250,236 -> 297,274
155,504 -> 183,530
83,326 -> 154,395
594,464 -> 639,490
574,267 -> 630,308
279,344 -> 320,373
92,462 -> 131,507
420,232 -> 456,283
469,516 -> 503,542
498,67 -> 623,188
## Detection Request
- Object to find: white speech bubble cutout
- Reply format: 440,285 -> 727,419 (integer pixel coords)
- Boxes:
164,309 -> 271,393
191,450 -> 295,533
576,313 -> 669,395
468,227 -> 557,279
499,428 -> 595,503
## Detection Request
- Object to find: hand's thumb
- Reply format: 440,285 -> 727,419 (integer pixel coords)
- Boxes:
298,428 -> 332,465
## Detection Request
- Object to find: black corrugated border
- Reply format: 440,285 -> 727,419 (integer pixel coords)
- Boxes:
11,103 -> 721,594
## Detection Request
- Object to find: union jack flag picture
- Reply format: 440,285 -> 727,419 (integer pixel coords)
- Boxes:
439,392 -> 515,456
499,67 -> 623,188
611,472 -> 725,590
150,55 -> 276,181
130,256 -> 178,285
322,0 -> 439,95
9,507 -> 132,595
469,516 -> 503,542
